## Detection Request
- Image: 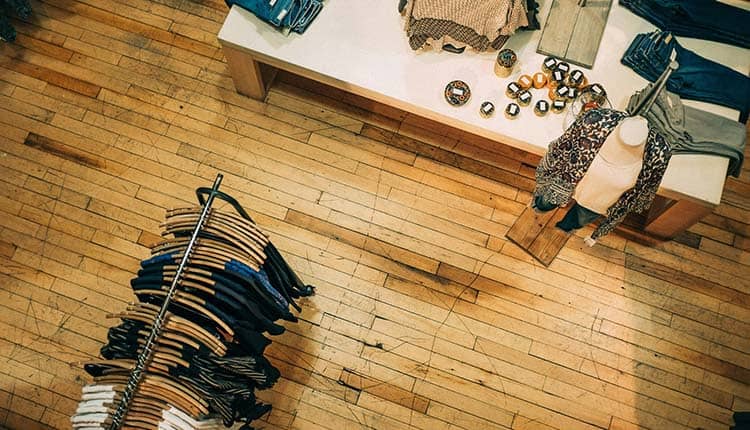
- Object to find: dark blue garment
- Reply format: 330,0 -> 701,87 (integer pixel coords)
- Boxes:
532,194 -> 558,212
531,196 -> 601,231
621,30 -> 750,122
619,0 -> 750,49
228,260 -> 288,309
226,0 -> 323,34
140,253 -> 296,322
556,204 -> 601,232
132,279 -> 286,336
228,0 -> 298,26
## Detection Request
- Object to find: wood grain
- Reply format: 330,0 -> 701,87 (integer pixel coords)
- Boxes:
1,0 -> 749,429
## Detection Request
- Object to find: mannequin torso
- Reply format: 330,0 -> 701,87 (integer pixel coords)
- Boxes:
597,116 -> 648,166
573,116 -> 649,215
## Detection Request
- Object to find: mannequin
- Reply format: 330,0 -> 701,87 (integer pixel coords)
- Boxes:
574,116 -> 649,246
533,108 -> 672,245
594,116 -> 648,165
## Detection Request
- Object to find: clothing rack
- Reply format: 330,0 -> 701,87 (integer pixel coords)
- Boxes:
107,173 -> 224,430
628,50 -> 679,116
73,173 -> 314,429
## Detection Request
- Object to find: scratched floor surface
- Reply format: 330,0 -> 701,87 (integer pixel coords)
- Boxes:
1,0 -> 750,429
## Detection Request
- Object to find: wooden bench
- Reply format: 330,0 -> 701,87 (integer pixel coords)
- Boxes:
218,0 -> 750,239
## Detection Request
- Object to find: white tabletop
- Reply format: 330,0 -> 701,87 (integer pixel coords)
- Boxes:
219,0 -> 750,205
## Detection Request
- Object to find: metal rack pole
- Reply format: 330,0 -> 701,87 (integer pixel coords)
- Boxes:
107,173 -> 224,430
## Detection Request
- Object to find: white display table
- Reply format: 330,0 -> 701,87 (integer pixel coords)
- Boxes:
218,0 -> 749,239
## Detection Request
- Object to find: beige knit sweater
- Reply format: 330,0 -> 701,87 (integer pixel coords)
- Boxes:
404,0 -> 528,51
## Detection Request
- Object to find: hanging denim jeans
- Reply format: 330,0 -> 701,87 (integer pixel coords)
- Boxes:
627,85 -> 746,177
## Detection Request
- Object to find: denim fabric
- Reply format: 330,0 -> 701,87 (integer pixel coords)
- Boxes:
619,0 -> 750,49
532,194 -> 558,212
556,204 -> 601,232
96,321 -> 279,426
228,260 -> 288,309
621,30 -> 750,122
227,0 -> 323,34
140,252 -> 297,322
628,85 -> 746,177
229,0 -> 298,26
139,260 -> 294,322
532,196 -> 601,231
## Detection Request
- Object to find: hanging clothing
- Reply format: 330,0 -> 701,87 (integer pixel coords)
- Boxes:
72,188 -> 315,430
402,0 -> 529,51
533,109 -> 672,240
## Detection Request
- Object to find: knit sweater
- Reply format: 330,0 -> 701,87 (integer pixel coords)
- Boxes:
534,109 -> 672,240
403,0 -> 528,51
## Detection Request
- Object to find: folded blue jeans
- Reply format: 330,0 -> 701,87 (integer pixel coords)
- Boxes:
227,0 -> 323,34
622,30 -> 750,122
619,0 -> 750,49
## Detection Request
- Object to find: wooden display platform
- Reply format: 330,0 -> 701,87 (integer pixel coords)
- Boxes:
506,206 -> 571,266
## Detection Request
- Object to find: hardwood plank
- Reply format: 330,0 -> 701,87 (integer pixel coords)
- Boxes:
1,59 -> 100,98
2,3 -> 747,430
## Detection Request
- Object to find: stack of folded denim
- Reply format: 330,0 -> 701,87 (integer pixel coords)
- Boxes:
628,84 -> 746,177
621,30 -> 750,122
619,0 -> 750,49
72,190 -> 315,430
227,0 -> 323,34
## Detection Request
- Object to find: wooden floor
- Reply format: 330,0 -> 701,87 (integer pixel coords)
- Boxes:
1,1 -> 750,429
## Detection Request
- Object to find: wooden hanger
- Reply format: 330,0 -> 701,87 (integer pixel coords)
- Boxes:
130,303 -> 227,354
167,206 -> 269,243
131,289 -> 234,338
161,220 -> 266,263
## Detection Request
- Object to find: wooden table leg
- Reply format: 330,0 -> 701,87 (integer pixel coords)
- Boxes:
643,198 -> 714,239
221,43 -> 269,100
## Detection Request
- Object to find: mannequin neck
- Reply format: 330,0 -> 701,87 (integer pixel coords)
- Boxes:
598,116 -> 648,165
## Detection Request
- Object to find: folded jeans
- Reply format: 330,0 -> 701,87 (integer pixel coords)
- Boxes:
619,0 -> 750,49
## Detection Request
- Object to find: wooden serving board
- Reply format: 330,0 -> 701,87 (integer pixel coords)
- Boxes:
537,0 -> 614,68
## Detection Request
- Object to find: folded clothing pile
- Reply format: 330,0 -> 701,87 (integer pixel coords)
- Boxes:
227,0 -> 323,34
400,0 -> 534,51
71,191 -> 314,430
